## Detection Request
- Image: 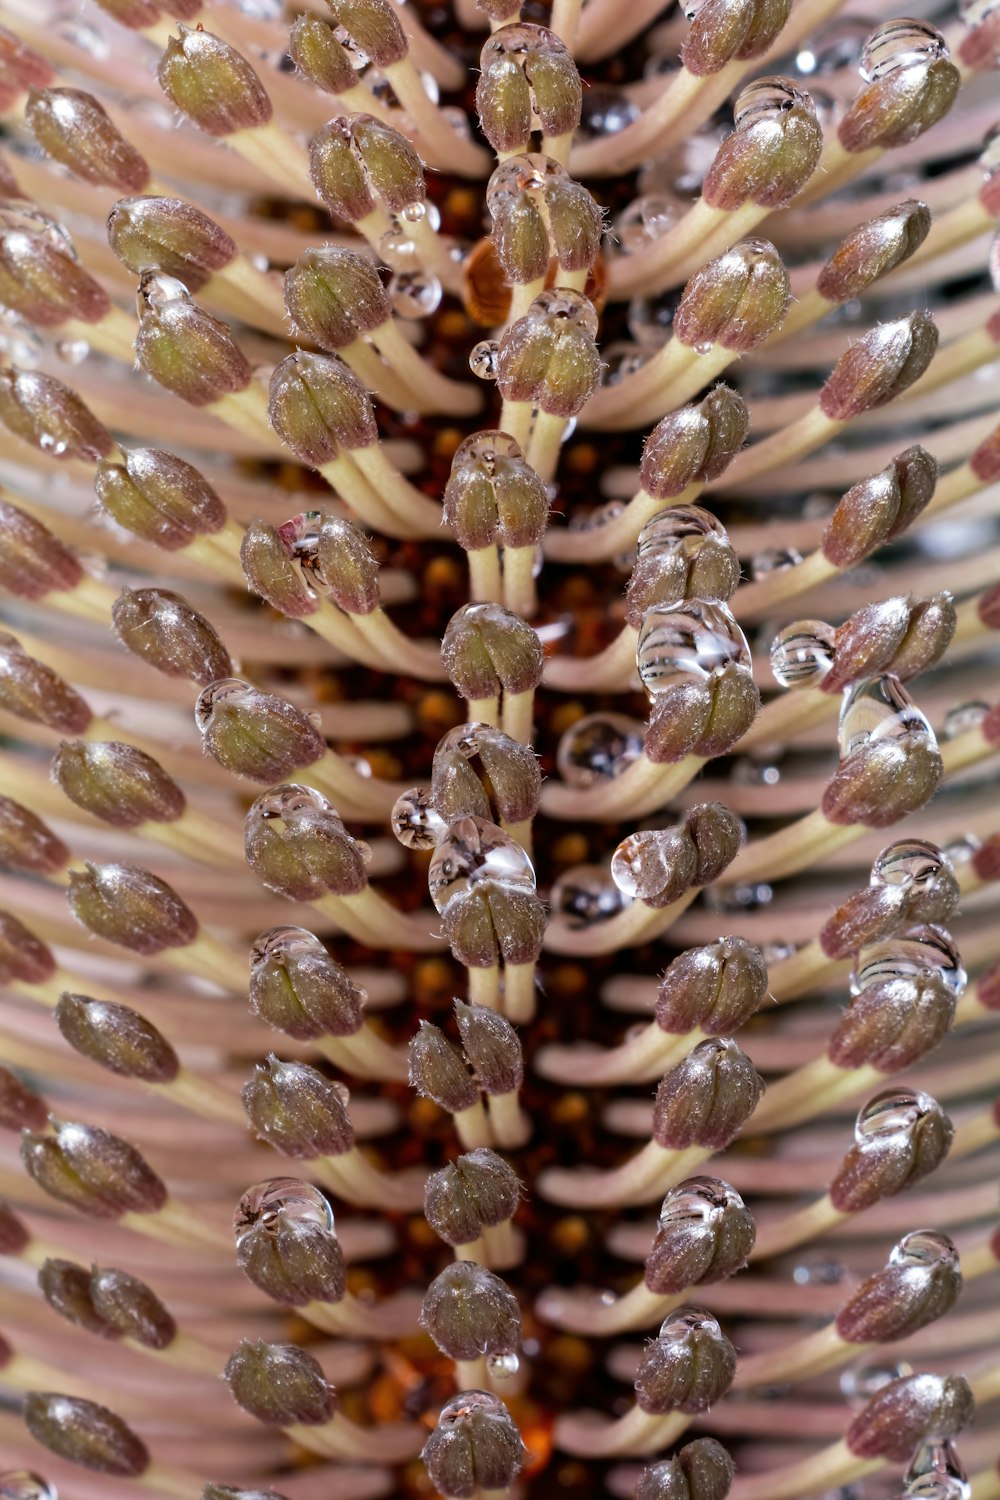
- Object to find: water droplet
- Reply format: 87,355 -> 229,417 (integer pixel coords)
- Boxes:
859,18 -> 948,81
342,753 -> 372,778
578,86 -> 640,139
704,881 -> 774,912
853,923 -> 966,998
55,338 -> 90,366
390,787 -> 448,850
840,1361 -> 910,1401
889,1227 -> 958,1271
614,194 -> 680,254
905,1438 -> 970,1499
943,701 -> 989,738
560,416 -> 577,444
658,1176 -> 745,1231
941,834 -> 981,868
550,864 -> 626,927
658,1305 -> 723,1338
440,105 -> 473,141
234,1176 -> 334,1244
137,271 -> 190,317
792,1257 -> 847,1286
762,941 -> 797,964
378,228 -> 416,269
388,270 -> 442,320
556,712 -> 644,788
636,599 -> 752,697
400,200 -> 427,224
527,286 -> 599,337
752,546 -> 803,579
625,289 -> 685,349
798,17 -> 872,75
730,757 -> 781,786
487,1351 -> 520,1378
855,1087 -> 937,1145
56,17 -> 109,57
427,815 -> 535,914
487,153 -> 561,213
871,839 -> 950,890
0,1478 -> 57,1500
332,24 -> 370,67
837,675 -> 935,759
469,339 -> 500,380
734,76 -> 813,127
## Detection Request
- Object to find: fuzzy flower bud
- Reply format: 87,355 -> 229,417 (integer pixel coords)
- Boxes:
313,514 -> 381,613
454,1001 -> 523,1095
308,114 -> 424,221
487,156 -> 601,281
846,1373 -> 973,1460
634,1308 -> 737,1415
283,247 -> 391,351
94,448 -> 226,550
819,313 -> 939,421
838,21 -> 960,153
420,1261 -> 521,1362
683,0 -> 789,73
817,200 -> 932,303
241,520 -> 319,619
477,24 -> 581,153
224,1340 -> 335,1427
422,1392 -> 524,1499
249,927 -> 365,1040
827,971 -> 956,1073
655,937 -> 768,1036
268,352 -> 377,465
0,27 -> 55,112
431,722 -> 541,826
495,289 -> 600,417
626,509 -> 739,628
702,78 -> 822,210
21,1121 -> 167,1219
23,1394 -> 149,1476
244,784 -> 369,900
835,1229 -> 961,1344
326,0 -> 407,65
673,240 -> 790,351
242,1056 -> 354,1159
820,841 -> 959,959
443,432 -> 548,551
0,368 -> 113,462
0,910 -> 56,985
89,1266 -> 176,1349
636,1437 -> 735,1500
830,1088 -> 953,1212
611,805 -> 744,910
107,197 -> 236,291
55,994 -> 180,1084
194,679 -> 326,783
0,631 -> 91,733
0,796 -> 68,876
639,388 -> 749,498
289,14 -> 357,96
645,1178 -> 755,1295
653,1039 -> 764,1150
157,27 -> 272,135
234,1177 -> 346,1308
821,593 -> 955,694
0,207 -> 110,328
39,1258 -> 112,1337
25,87 -> 150,191
67,862 -> 198,955
136,273 -> 252,407
822,688 -> 943,830
424,1148 -> 522,1247
822,446 -> 937,568
440,881 -> 547,969
53,740 -> 186,828
442,603 -> 543,701
409,1021 -> 479,1112
0,496 -> 83,601
0,1066 -> 48,1131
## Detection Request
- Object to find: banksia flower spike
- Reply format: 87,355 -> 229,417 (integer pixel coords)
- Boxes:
0,0 -> 998,1496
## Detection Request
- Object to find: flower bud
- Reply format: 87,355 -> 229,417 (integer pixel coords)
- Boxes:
971,418 -> 1000,482
241,520 -> 319,619
107,197 -> 236,291
639,388 -> 748,498
454,1001 -> 523,1095
830,1088 -> 953,1212
821,593 -> 955,695
487,157 -> 601,281
652,1039 -> 764,1150
820,314 -> 939,421
839,24 -> 960,153
21,1121 -> 167,1219
283,247 -> 390,351
0,910 -> 56,985
409,1021 -> 479,1113
422,1391 -> 524,1498
94,448 -> 226,550
224,1340 -> 335,1427
441,883 -> 547,969
0,496 -> 83,601
420,1261 -> 521,1362
136,274 -> 251,407
424,1148 -> 521,1247
92,0 -> 170,27
0,1198 -> 30,1253
234,1177 -> 346,1308
203,1488 -> 289,1500
817,200 -> 932,304
655,937 -> 768,1036
55,994 -> 180,1084
249,927 -> 365,1040
0,796 -> 68,876
644,662 -> 760,763
0,631 -> 91,733
822,727 -> 943,829
636,1437 -> 735,1500
477,24 -> 581,153
645,1178 -> 755,1295
0,209 -> 110,328
309,114 -> 424,221
25,87 -> 149,191
846,1373 -> 973,1460
827,972 -> 955,1073
0,27 -> 55,112
90,1266 -> 177,1349
821,845 -> 959,959
244,784 -> 369,900
835,1229 -> 961,1344
68,863 -> 198,957
0,368 -> 113,462
673,239 -> 789,352
443,432 -> 548,552
634,1308 -> 737,1414
703,78 -> 822,210
431,722 -> 541,826
195,679 -> 326,783
822,446 -> 937,569
242,1056 -> 354,1158
442,603 -> 543,701
23,1393 -> 149,1476
268,351 -> 377,465
39,1257 -> 112,1338
325,0 -> 407,66
53,740 -> 186,828
682,0 -> 789,73
0,1066 -> 47,1131
496,289 -> 600,418
288,14 -> 357,96
157,27 -> 273,135
314,514 -> 381,613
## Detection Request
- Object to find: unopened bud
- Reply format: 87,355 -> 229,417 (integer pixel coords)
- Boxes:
242,1056 -> 354,1158
55,994 -> 180,1083
90,1266 -> 176,1349
25,87 -> 149,191
0,796 -> 68,876
636,1437 -> 735,1500
0,209 -> 110,328
0,1066 -> 47,1131
421,1261 -> 521,1362
422,1391 -> 524,1498
289,14 -> 357,95
326,0 -> 407,65
53,740 -> 185,828
224,1340 -> 335,1426
249,927 -> 365,1039
314,514 -> 380,613
431,722 -> 541,825
241,520 -> 319,619
234,1177 -> 346,1307
970,418 -> 1000,482
157,27 -> 272,135
645,1178 -> 755,1295
283,248 -> 390,351
835,1229 -> 961,1344
21,1121 -> 167,1219
830,1088 -> 953,1212
821,847 -> 958,959
822,446 -> 937,569
107,197 -> 236,291
626,510 -> 740,627
442,603 -> 543,701
424,1147 -> 521,1247
822,592 -> 955,694
0,27 -> 55,112
846,1373 -> 973,1460
640,388 -> 749,498
477,23 -> 581,153
822,729 -> 943,829
683,0 -> 789,73
674,239 -> 789,352
496,289 -> 600,417
820,314 -> 939,421
634,1308 -> 736,1414
644,657 -> 760,763
828,971 -> 955,1072
268,351 -> 376,465
309,114 -> 424,221
443,432 -> 548,552
23,1393 -> 149,1476
245,784 -> 369,900
839,23 -> 959,153
454,1001 -> 523,1095
0,631 -> 91,733
653,1039 -> 764,1150
0,368 -> 113,462
39,1258 -> 112,1338
487,156 -> 601,280
0,1198 -> 30,1253
441,881 -> 546,969
0,496 -> 83,601
409,1021 -> 479,1112
703,78 -> 822,210
817,200 -> 932,303
92,0 -> 170,28
0,910 -> 55,985
195,679 -> 326,783
655,937 -> 767,1036
94,448 -> 226,550
136,274 -> 251,407
68,863 -> 197,955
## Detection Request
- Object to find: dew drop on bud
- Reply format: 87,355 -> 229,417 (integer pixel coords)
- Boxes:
871,839 -> 949,890
379,228 -> 416,268
658,1175 -> 743,1229
388,270 -> 442,320
469,339 -> 500,380
888,1228 -> 958,1271
487,1351 -> 520,1378
427,815 -> 536,914
55,339 -> 90,366
769,620 -> 836,689
550,864 -> 627,927
941,834 -> 980,868
0,1476 -> 58,1500
636,600 -> 752,697
852,923 -> 966,998
751,546 -> 802,579
527,286 -> 600,338
942,701 -> 989,738
733,76 -> 811,127
234,1176 -> 333,1247
905,1437 -> 970,1500
637,506 -> 730,562
556,712 -> 644,788
837,675 -> 935,759
854,1087 -> 934,1145
839,1360 -> 910,1402
391,786 -> 448,850
399,200 -> 427,224
858,18 -> 948,81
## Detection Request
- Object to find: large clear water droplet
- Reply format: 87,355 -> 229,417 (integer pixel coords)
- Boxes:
889,1228 -> 958,1272
770,620 -> 837,689
905,1437 -> 970,1499
0,1478 -> 58,1500
658,1305 -> 723,1339
636,600 -> 752,697
469,339 -> 500,380
391,787 -> 448,850
427,816 -> 535,914
853,923 -> 966,998
855,1087 -> 936,1145
636,505 -> 730,562
550,864 -> 626,927
487,1351 -> 520,1378
556,712 -> 644,788
234,1176 -> 334,1244
871,839 -> 949,890
734,76 -> 812,127
389,270 -> 442,320
579,86 -> 641,138
658,1176 -> 744,1230
486,152 -> 561,213
837,676 -> 935,759
249,925 -> 327,970
527,286 -> 599,337
859,18 -> 948,81
627,287 -> 684,347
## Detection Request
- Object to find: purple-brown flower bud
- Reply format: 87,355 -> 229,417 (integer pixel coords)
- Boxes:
313,514 -> 380,614
454,1001 -> 523,1095
652,1039 -> 764,1150
234,1178 -> 346,1308
682,0 -> 789,73
702,78 -> 822,210
821,593 -> 955,695
0,1065 -> 47,1131
241,520 -> 319,619
249,927 -> 365,1040
673,240 -> 789,352
409,1021 -> 479,1113
431,722 -> 541,826
477,24 -> 581,154
244,784 -> 369,901
424,1148 -> 521,1247
25,87 -> 150,191
644,1178 -> 755,1295
325,0 -> 407,66
970,418 -> 1000,482
626,516 -> 739,634
224,1340 -> 335,1427
268,351 -> 377,465
308,114 -> 424,222
0,368 -> 113,462
822,446 -> 937,569
91,0 -> 170,28
157,27 -> 272,135
135,274 -> 251,407
0,796 -> 68,876
94,448 -> 226,550
830,1088 -> 953,1213
90,1266 -> 177,1349
634,1308 -> 736,1415
441,884 -> 547,969
442,603 -> 543,701
636,1437 -> 735,1500
0,631 -> 91,733
655,937 -> 768,1036
0,1197 -> 30,1253
487,157 -> 601,281
21,1121 -> 167,1219
838,22 -> 960,154
495,289 -> 600,418
53,740 -> 186,828
23,1393 -> 149,1476
0,208 -> 110,328
195,679 -> 326,783
816,200 -> 932,304
39,1257 -> 113,1338
288,14 -> 357,96
0,910 -> 56,986
107,197 -> 236,292
639,388 -> 749,499
821,847 -> 959,960
0,26 -> 55,112
835,1229 -> 961,1344
67,862 -> 198,955
242,1056 -> 354,1159
845,1373 -> 973,1460
819,314 -> 939,421
420,1261 -> 521,1362
55,994 -> 180,1084
822,727 -> 943,830
283,247 -> 390,352
443,432 -> 548,552
644,659 -> 760,763
0,496 -> 83,602
827,971 -> 956,1073
422,1391 -> 524,1499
